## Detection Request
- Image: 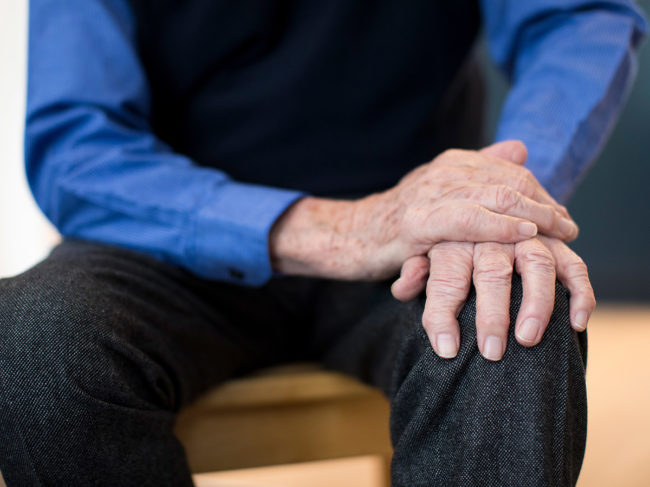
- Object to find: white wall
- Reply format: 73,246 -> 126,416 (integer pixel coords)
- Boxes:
0,0 -> 60,278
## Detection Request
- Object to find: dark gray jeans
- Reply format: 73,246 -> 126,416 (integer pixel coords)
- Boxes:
0,239 -> 587,486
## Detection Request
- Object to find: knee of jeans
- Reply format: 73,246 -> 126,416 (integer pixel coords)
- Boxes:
389,273 -> 586,394
0,268 -> 131,404
389,277 -> 587,487
0,262 -> 180,414
501,273 -> 587,370
382,297 -> 435,397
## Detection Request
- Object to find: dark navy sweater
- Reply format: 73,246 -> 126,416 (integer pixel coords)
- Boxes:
128,0 -> 483,197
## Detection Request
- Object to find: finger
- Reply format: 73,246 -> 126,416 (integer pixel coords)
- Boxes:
391,255 -> 430,302
422,242 -> 474,359
557,204 -> 571,220
473,165 -> 575,228
477,144 -> 563,220
427,202 -> 538,244
513,238 -> 557,347
441,150 -> 575,225
445,184 -> 578,240
527,181 -> 572,222
486,168 -> 575,227
480,140 -> 528,166
539,236 -> 596,332
449,149 -> 573,222
473,242 -> 515,361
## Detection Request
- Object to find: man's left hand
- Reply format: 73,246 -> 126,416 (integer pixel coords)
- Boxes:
391,236 -> 595,361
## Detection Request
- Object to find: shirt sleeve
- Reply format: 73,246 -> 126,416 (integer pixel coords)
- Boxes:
480,0 -> 647,202
25,0 -> 305,286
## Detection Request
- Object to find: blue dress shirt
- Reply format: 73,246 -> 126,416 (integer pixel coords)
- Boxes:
25,0 -> 646,286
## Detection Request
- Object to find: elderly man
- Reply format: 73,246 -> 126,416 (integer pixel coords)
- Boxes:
0,0 -> 646,485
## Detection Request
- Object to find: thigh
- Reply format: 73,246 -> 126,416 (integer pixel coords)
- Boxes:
1,239 -> 310,402
0,239 -> 310,485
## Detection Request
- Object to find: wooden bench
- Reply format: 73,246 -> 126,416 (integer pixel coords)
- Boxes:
175,363 -> 392,481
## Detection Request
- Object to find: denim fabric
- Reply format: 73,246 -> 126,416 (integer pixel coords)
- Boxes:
0,240 -> 587,486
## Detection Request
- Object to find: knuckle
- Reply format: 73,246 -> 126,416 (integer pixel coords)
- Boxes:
411,163 -> 432,181
426,272 -> 471,301
427,275 -> 466,297
572,275 -> 595,299
515,178 -> 533,197
494,184 -> 519,213
585,294 -> 597,311
434,241 -> 474,261
520,246 -> 555,270
424,162 -> 441,177
574,288 -> 596,313
474,256 -> 513,283
519,166 -> 534,180
441,149 -> 475,169
478,312 -> 510,330
565,257 -> 589,279
515,170 -> 535,196
439,148 -> 461,164
421,315 -> 436,334
421,312 -> 451,334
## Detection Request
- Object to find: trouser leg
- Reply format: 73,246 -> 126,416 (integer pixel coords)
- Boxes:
310,274 -> 587,486
0,240 -> 307,486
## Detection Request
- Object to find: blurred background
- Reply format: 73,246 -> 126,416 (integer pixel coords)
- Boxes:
0,1 -> 648,487
0,0 -> 58,278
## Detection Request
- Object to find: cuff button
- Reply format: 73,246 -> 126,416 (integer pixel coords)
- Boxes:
228,268 -> 245,280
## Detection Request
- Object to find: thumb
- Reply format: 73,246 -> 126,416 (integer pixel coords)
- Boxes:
480,140 -> 528,165
391,255 -> 429,302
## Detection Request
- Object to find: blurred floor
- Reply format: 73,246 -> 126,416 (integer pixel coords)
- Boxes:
578,306 -> 650,487
194,456 -> 385,487
195,306 -> 650,487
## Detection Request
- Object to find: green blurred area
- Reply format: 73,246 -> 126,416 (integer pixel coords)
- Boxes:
483,0 -> 650,301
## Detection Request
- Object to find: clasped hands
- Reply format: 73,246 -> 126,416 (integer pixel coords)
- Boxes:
270,140 -> 595,361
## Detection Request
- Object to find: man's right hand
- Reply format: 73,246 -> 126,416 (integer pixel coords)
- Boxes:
270,141 -> 578,282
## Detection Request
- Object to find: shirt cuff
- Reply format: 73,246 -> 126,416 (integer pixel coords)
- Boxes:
186,181 -> 306,286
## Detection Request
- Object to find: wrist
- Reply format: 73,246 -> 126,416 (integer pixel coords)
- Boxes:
269,196 -> 366,279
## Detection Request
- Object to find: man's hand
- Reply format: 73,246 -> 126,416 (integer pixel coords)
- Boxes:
270,141 -> 578,281
391,237 -> 595,361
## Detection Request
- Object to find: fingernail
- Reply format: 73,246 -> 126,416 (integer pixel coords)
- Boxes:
517,317 -> 541,344
518,222 -> 537,238
559,217 -> 578,238
483,336 -> 504,361
573,311 -> 588,331
436,333 -> 458,359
